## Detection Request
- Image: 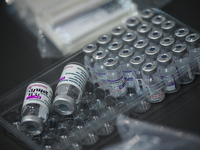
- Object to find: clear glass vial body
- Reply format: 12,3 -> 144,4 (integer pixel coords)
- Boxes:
20,81 -> 53,135
53,63 -> 89,115
157,53 -> 180,93
104,58 -> 127,97
142,62 -> 165,103
172,43 -> 195,84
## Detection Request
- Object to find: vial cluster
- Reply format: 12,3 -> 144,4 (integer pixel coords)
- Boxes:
6,8 -> 200,150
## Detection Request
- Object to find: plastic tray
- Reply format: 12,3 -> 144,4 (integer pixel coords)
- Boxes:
1,8 -> 200,150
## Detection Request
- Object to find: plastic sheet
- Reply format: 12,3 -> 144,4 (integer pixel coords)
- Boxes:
104,115 -> 200,150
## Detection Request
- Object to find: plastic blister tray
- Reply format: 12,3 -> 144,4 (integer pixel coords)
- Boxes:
1,8 -> 200,150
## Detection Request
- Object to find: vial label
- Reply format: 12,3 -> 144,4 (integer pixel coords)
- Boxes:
23,83 -> 53,108
107,76 -> 126,94
148,83 -> 165,102
161,76 -> 176,91
123,71 -> 134,87
96,72 -> 107,86
58,64 -> 89,94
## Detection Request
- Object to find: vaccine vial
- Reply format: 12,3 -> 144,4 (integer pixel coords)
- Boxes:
161,20 -> 176,37
93,50 -> 108,90
160,36 -> 175,54
130,55 -> 146,95
151,15 -> 166,29
125,16 -> 140,31
104,57 -> 127,97
111,25 -> 126,42
83,43 -> 98,83
145,45 -> 160,63
174,27 -> 189,44
108,41 -> 123,58
53,62 -> 89,115
122,32 -> 137,50
172,43 -> 195,84
140,8 -> 155,22
157,53 -> 180,93
20,81 -> 53,135
148,30 -> 163,46
185,33 -> 200,75
118,48 -> 134,88
137,23 -> 152,39
142,62 -> 165,103
96,34 -> 112,53
134,38 -> 149,56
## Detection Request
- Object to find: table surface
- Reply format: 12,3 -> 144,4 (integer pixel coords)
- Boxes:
1,0 -> 200,149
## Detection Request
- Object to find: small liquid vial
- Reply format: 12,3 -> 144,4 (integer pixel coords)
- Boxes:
104,57 -> 127,97
137,23 -> 152,39
140,8 -> 155,22
148,30 -> 163,46
185,33 -> 200,75
53,62 -> 89,115
111,25 -> 126,42
174,27 -> 189,44
130,55 -> 146,95
172,43 -> 195,84
142,62 -> 165,103
125,16 -> 140,31
83,43 -> 98,83
108,41 -> 123,58
134,38 -> 149,56
20,81 -> 53,135
161,20 -> 176,37
118,48 -> 134,88
96,34 -> 112,53
145,45 -> 160,63
93,50 -> 108,90
157,53 -> 180,93
122,32 -> 137,49
151,15 -> 166,29
160,36 -> 175,54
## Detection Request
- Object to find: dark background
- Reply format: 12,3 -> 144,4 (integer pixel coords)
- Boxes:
0,0 -> 200,149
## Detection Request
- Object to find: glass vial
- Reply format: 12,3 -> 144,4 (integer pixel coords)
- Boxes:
142,62 -> 165,103
111,25 -> 126,42
108,41 -> 123,58
161,20 -> 176,37
125,16 -> 140,31
148,29 -> 163,46
122,32 -> 137,49
157,53 -> 180,93
104,57 -> 127,97
134,38 -> 149,56
93,50 -> 108,90
185,33 -> 200,75
145,45 -> 160,63
140,8 -> 155,22
151,15 -> 166,29
96,34 -> 112,53
20,81 -> 53,135
118,48 -> 134,88
172,43 -> 195,84
137,23 -> 152,39
160,36 -> 175,54
130,55 -> 146,95
174,27 -> 189,44
53,62 -> 89,115
83,43 -> 98,83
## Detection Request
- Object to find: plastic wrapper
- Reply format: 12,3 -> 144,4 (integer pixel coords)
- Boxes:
104,115 -> 200,150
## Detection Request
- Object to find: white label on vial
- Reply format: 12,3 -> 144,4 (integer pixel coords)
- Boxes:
58,64 -> 89,94
107,76 -> 126,93
148,83 -> 165,102
161,76 -> 176,92
23,83 -> 53,108
96,72 -> 107,86
123,71 -> 134,87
